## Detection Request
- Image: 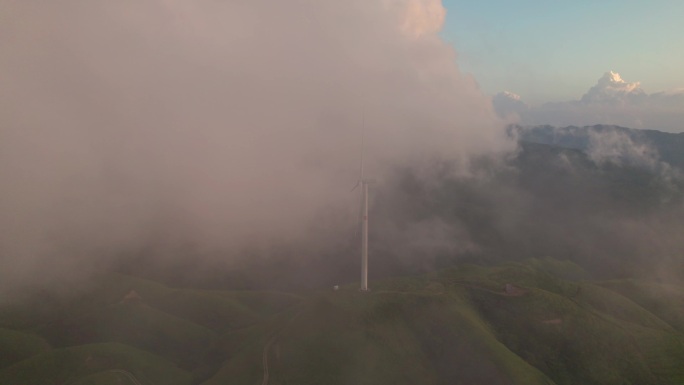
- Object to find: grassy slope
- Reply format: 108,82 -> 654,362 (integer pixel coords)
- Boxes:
2,266 -> 684,385
204,277 -> 554,385
0,342 -> 192,385
152,289 -> 301,333
598,279 -> 684,332
0,273 -> 301,384
39,302 -> 218,366
445,263 -> 684,385
0,327 -> 50,369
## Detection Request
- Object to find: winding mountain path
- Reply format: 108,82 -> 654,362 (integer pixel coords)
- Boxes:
261,308 -> 303,385
261,337 -> 275,385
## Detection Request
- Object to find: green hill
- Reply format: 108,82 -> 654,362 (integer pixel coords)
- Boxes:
0,328 -> 50,369
598,279 -> 684,331
1,265 -> 684,385
39,302 -> 218,366
202,262 -> 684,385
452,265 -> 679,385
0,342 -> 191,385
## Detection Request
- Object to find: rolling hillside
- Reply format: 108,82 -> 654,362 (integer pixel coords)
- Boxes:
2,261 -> 683,385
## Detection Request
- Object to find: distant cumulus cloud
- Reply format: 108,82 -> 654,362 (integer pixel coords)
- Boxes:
494,71 -> 684,132
580,71 -> 646,104
492,91 -> 528,121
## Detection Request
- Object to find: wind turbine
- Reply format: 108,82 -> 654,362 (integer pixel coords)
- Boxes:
352,124 -> 375,292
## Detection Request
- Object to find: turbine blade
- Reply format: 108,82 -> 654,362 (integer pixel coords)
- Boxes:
357,187 -> 364,223
351,110 -> 365,192
350,183 -> 363,243
359,125 -> 365,181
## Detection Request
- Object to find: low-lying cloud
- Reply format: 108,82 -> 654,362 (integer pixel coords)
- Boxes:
0,0 -> 512,288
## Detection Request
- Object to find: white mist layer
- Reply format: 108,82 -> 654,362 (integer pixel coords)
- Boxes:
0,0 -> 510,284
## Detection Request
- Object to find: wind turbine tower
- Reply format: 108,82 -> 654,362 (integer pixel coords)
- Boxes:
352,130 -> 374,291
360,177 -> 374,291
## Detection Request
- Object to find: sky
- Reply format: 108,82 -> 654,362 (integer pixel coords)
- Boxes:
441,0 -> 684,104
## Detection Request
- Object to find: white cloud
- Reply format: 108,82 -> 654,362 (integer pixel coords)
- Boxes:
492,91 -> 528,120
0,0 -> 510,286
580,71 -> 646,104
385,0 -> 446,38
586,129 -> 658,168
496,71 -> 684,132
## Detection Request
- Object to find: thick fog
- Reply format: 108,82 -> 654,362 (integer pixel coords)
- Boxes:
0,0 -> 512,288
